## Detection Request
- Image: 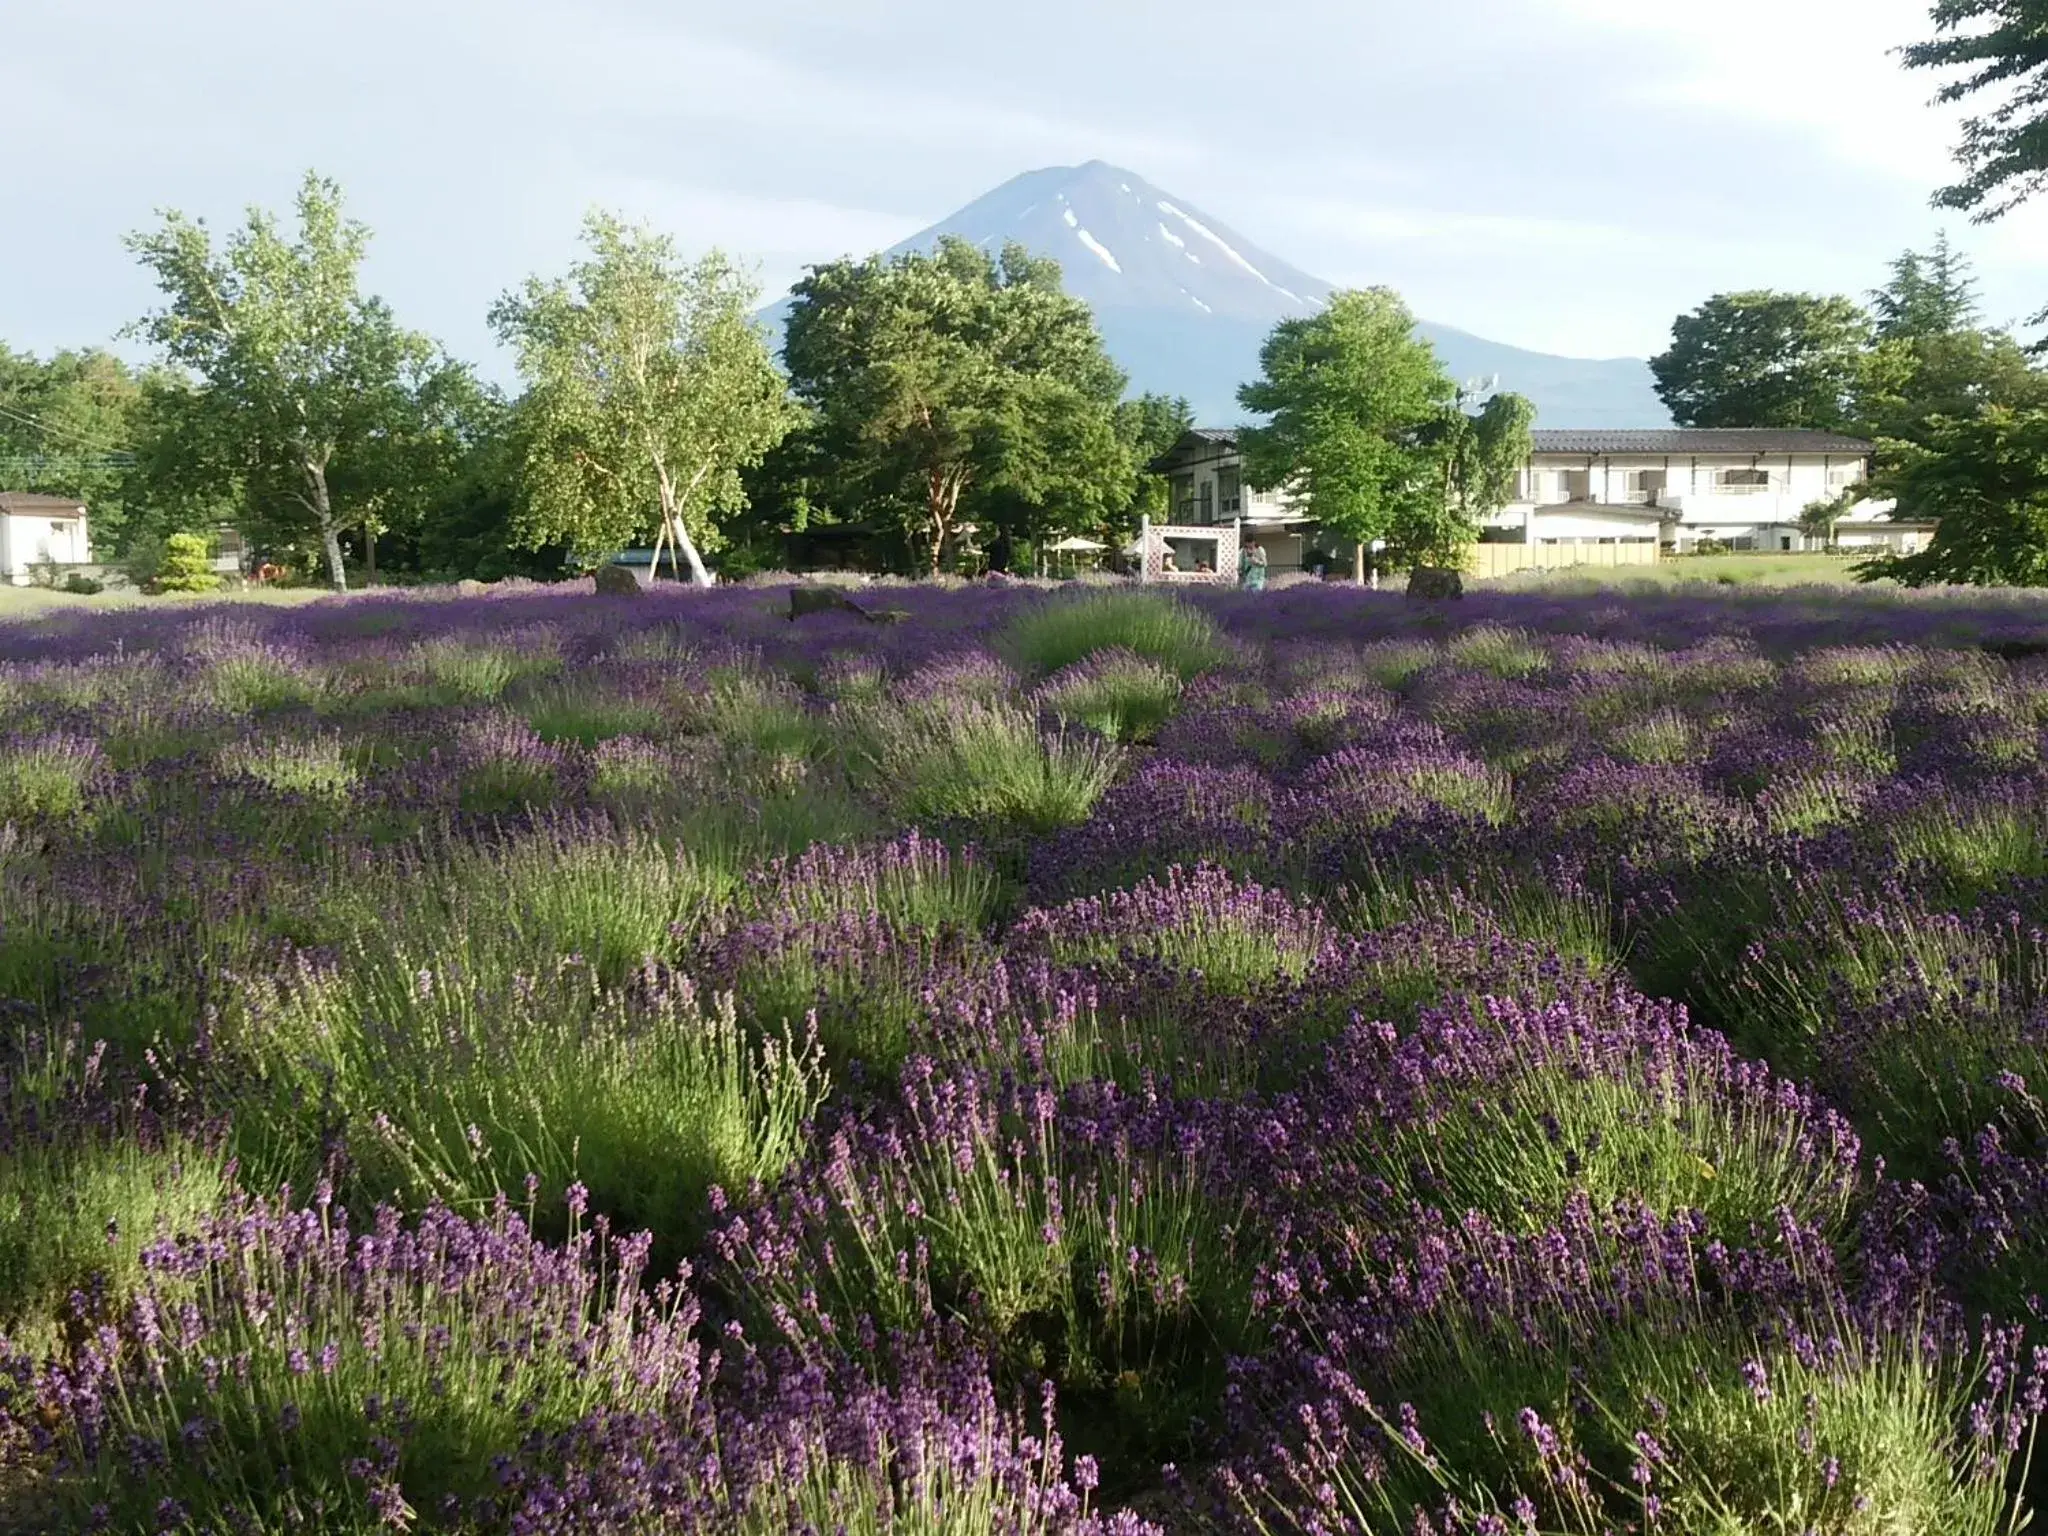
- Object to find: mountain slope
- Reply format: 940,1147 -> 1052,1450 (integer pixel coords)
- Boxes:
766,161 -> 1669,428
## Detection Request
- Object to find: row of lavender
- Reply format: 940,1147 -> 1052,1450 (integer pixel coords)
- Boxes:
3,580 -> 2048,1531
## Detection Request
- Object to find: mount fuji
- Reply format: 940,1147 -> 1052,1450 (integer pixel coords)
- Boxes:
766,161 -> 1668,429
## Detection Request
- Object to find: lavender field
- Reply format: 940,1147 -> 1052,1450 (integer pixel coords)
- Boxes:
9,579 -> 2048,1532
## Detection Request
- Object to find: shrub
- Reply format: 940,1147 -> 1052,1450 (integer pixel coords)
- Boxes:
120,531 -> 166,588
1326,993 -> 1863,1242
0,1030 -> 228,1340
716,1068 -> 1262,1459
60,572 -> 102,596
0,735 -> 104,821
520,683 -> 667,747
1445,624 -> 1551,679
745,831 -> 999,935
219,733 -> 363,803
1035,648 -> 1184,742
1001,590 -> 1227,679
151,531 -> 221,593
408,637 -> 522,702
0,1194 -> 702,1533
859,698 -> 1122,836
230,943 -> 824,1250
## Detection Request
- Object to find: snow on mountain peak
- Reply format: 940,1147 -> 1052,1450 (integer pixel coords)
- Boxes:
844,160 -> 1669,426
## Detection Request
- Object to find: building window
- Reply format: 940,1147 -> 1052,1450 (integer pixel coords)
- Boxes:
1560,470 -> 1591,501
1217,467 -> 1241,516
1198,481 -> 1215,524
1828,467 -> 1857,488
1171,475 -> 1195,521
1716,467 -> 1770,492
1623,470 -> 1664,503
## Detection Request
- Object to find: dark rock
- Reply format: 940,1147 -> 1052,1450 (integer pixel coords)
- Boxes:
790,586 -> 873,621
1982,638 -> 2048,661
1407,565 -> 1464,600
594,564 -> 645,597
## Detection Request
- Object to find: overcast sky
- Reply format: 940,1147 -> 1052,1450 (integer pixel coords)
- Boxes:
8,0 -> 2045,374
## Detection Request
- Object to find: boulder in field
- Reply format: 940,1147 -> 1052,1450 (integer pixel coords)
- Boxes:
1407,566 -> 1464,600
790,587 -> 872,621
594,564 -> 645,597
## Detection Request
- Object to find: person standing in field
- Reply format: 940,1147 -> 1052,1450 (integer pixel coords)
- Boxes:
1239,542 -> 1267,592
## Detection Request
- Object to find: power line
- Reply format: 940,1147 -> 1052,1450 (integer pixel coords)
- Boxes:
0,400 -> 132,456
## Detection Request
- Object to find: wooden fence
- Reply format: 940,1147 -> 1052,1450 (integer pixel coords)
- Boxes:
1464,541 -> 1661,580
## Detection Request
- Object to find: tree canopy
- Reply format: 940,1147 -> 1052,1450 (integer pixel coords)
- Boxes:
1906,0 -> 2048,222
126,172 -> 465,589
1114,393 -> 1195,531
0,346 -> 153,554
1855,406 -> 2048,586
1649,292 -> 1872,431
1238,288 -> 1527,574
491,215 -> 793,585
1855,235 -> 2048,443
781,238 -> 1130,574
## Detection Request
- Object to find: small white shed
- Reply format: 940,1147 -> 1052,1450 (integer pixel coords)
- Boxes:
0,493 -> 90,584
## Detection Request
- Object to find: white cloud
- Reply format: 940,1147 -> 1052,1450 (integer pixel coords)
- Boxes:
1540,0 -> 1965,182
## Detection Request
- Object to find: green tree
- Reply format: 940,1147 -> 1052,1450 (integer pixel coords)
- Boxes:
1114,392 -> 1195,529
1439,390 -> 1537,550
1871,232 -> 1980,340
1853,407 -> 2048,585
0,346 -> 152,553
1906,0 -> 2048,222
151,532 -> 220,593
1855,237 -> 2048,442
1650,292 -> 1872,430
782,238 -> 1130,575
1236,287 -> 1457,580
126,171 -> 463,590
491,215 -> 792,585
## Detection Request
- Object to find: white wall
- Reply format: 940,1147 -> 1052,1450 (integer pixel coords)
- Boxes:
0,514 -> 90,583
1526,506 -> 1665,542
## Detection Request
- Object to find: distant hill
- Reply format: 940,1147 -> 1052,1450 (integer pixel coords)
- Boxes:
761,160 -> 1670,429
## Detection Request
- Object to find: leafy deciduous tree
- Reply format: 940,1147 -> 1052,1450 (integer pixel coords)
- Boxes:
126,171 -> 458,590
1906,0 -> 2048,222
0,346 -> 149,552
782,238 -> 1130,576
1114,392 -> 1195,530
1438,390 -> 1538,557
491,215 -> 793,586
1854,407 -> 2048,585
1236,287 -> 1457,580
1650,291 -> 1872,431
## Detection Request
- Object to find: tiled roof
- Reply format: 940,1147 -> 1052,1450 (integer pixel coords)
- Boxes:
1530,429 -> 1874,455
1146,428 -> 1243,473
0,492 -> 86,515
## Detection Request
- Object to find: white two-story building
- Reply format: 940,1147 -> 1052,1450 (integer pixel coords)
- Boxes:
1501,428 -> 1926,553
1146,426 -> 1932,570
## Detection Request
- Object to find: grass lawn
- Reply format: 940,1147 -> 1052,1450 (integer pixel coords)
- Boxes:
0,584 -> 347,618
1482,552 -> 1874,591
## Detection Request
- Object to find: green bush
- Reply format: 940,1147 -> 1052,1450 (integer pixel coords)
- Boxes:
1001,589 -> 1227,679
120,533 -> 166,588
1035,648 -> 1184,742
857,699 -> 1122,835
151,532 -> 221,594
61,573 -> 103,595
0,1032 -> 229,1343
